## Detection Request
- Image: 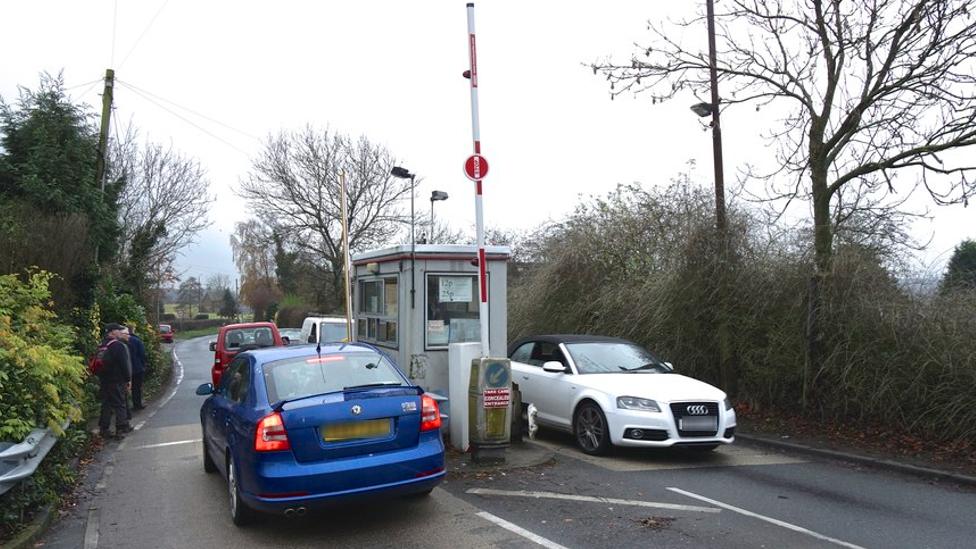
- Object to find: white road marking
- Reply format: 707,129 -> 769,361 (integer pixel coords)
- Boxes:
529,438 -> 804,471
667,487 -> 866,549
133,346 -> 184,432
467,488 -> 720,513
128,438 -> 201,451
476,511 -> 571,549
83,507 -> 99,549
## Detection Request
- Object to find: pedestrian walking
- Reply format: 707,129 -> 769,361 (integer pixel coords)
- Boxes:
96,323 -> 132,440
120,325 -> 148,411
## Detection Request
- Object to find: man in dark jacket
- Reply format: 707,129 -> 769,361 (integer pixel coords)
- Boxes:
98,323 -> 132,440
120,326 -> 148,410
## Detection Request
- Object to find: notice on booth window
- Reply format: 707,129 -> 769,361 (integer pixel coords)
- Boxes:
483,388 -> 510,408
427,320 -> 448,346
439,276 -> 472,303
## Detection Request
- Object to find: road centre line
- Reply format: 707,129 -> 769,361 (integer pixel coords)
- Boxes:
666,487 -> 866,549
476,511 -> 570,549
128,438 -> 202,451
467,488 -> 720,513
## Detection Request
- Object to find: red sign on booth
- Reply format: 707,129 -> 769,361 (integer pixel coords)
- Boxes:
483,387 -> 510,409
464,154 -> 489,181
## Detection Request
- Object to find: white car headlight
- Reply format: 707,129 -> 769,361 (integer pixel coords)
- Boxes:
724,397 -> 733,411
616,396 -> 661,412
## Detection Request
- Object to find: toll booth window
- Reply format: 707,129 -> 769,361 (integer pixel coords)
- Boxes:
425,274 -> 486,349
356,277 -> 398,348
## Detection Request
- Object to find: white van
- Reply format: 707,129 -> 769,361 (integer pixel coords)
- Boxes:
299,316 -> 355,345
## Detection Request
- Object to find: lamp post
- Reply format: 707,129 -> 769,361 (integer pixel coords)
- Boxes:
430,191 -> 449,243
691,0 -> 727,235
391,166 -> 416,309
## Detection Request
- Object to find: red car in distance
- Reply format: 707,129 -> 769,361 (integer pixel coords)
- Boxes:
209,322 -> 284,387
159,324 -> 174,343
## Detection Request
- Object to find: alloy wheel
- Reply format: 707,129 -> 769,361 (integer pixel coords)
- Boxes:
575,404 -> 610,455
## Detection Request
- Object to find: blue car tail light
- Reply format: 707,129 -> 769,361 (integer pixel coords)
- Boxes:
255,411 -> 291,452
420,394 -> 441,432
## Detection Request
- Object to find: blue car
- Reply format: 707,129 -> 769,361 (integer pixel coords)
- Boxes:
196,342 -> 445,525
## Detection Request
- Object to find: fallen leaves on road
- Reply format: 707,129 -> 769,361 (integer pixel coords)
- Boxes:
637,516 -> 675,530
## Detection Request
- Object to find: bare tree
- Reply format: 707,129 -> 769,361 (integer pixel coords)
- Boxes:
203,274 -> 231,312
112,126 -> 214,271
238,127 -> 412,299
230,220 -> 280,321
593,0 -> 976,405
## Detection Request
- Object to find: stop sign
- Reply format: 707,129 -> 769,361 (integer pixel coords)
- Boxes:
464,154 -> 489,181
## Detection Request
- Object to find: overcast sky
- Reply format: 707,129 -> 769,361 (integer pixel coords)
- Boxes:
3,1 -> 972,287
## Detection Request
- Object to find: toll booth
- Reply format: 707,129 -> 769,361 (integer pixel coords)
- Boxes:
350,244 -> 511,395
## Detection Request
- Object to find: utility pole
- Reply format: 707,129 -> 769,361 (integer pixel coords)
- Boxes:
705,0 -> 735,397
705,0 -> 727,234
95,69 -> 115,193
93,68 -> 114,263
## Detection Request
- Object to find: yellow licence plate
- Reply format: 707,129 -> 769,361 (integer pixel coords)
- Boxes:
322,419 -> 391,442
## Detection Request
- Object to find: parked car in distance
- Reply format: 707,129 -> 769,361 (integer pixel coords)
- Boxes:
299,316 -> 354,345
195,342 -> 445,525
158,324 -> 174,343
209,322 -> 283,387
508,335 -> 735,455
279,328 -> 302,345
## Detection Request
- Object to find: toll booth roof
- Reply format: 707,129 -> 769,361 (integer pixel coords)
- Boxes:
352,244 -> 512,265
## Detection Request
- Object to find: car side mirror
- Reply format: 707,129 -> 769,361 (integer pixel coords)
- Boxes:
195,383 -> 214,396
542,361 -> 568,373
209,341 -> 217,352
663,361 -> 674,371
282,336 -> 290,345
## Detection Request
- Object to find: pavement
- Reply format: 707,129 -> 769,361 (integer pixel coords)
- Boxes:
445,431 -> 976,489
735,432 -> 976,487
445,439 -> 555,478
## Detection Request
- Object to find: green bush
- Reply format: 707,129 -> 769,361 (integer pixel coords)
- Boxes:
0,270 -> 87,440
509,180 -> 976,442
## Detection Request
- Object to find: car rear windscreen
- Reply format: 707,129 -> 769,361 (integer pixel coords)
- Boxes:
321,323 -> 352,342
263,351 -> 405,403
224,327 -> 275,349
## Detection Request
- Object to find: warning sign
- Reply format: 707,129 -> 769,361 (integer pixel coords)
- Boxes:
483,388 -> 510,409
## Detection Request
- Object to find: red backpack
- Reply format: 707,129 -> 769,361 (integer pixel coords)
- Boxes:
88,339 -> 119,376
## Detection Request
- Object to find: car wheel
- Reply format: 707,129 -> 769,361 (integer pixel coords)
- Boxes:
227,458 -> 254,526
202,427 -> 216,473
574,402 -> 611,455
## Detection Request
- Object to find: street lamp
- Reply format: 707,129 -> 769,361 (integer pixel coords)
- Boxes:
690,102 -> 713,118
391,166 -> 416,308
430,190 -> 449,243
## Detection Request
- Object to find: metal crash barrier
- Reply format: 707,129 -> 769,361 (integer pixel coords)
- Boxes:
0,423 -> 66,496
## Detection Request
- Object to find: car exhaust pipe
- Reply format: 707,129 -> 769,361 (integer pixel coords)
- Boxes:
295,507 -> 307,517
284,508 -> 296,518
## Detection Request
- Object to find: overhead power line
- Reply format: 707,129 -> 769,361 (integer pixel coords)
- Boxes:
64,78 -> 104,92
117,81 -> 253,157
117,0 -> 170,70
118,79 -> 262,142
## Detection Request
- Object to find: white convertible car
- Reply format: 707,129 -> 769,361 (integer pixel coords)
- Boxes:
508,335 -> 736,455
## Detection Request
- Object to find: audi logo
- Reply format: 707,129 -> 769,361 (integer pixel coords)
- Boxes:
686,405 -> 709,416
351,405 -> 363,415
